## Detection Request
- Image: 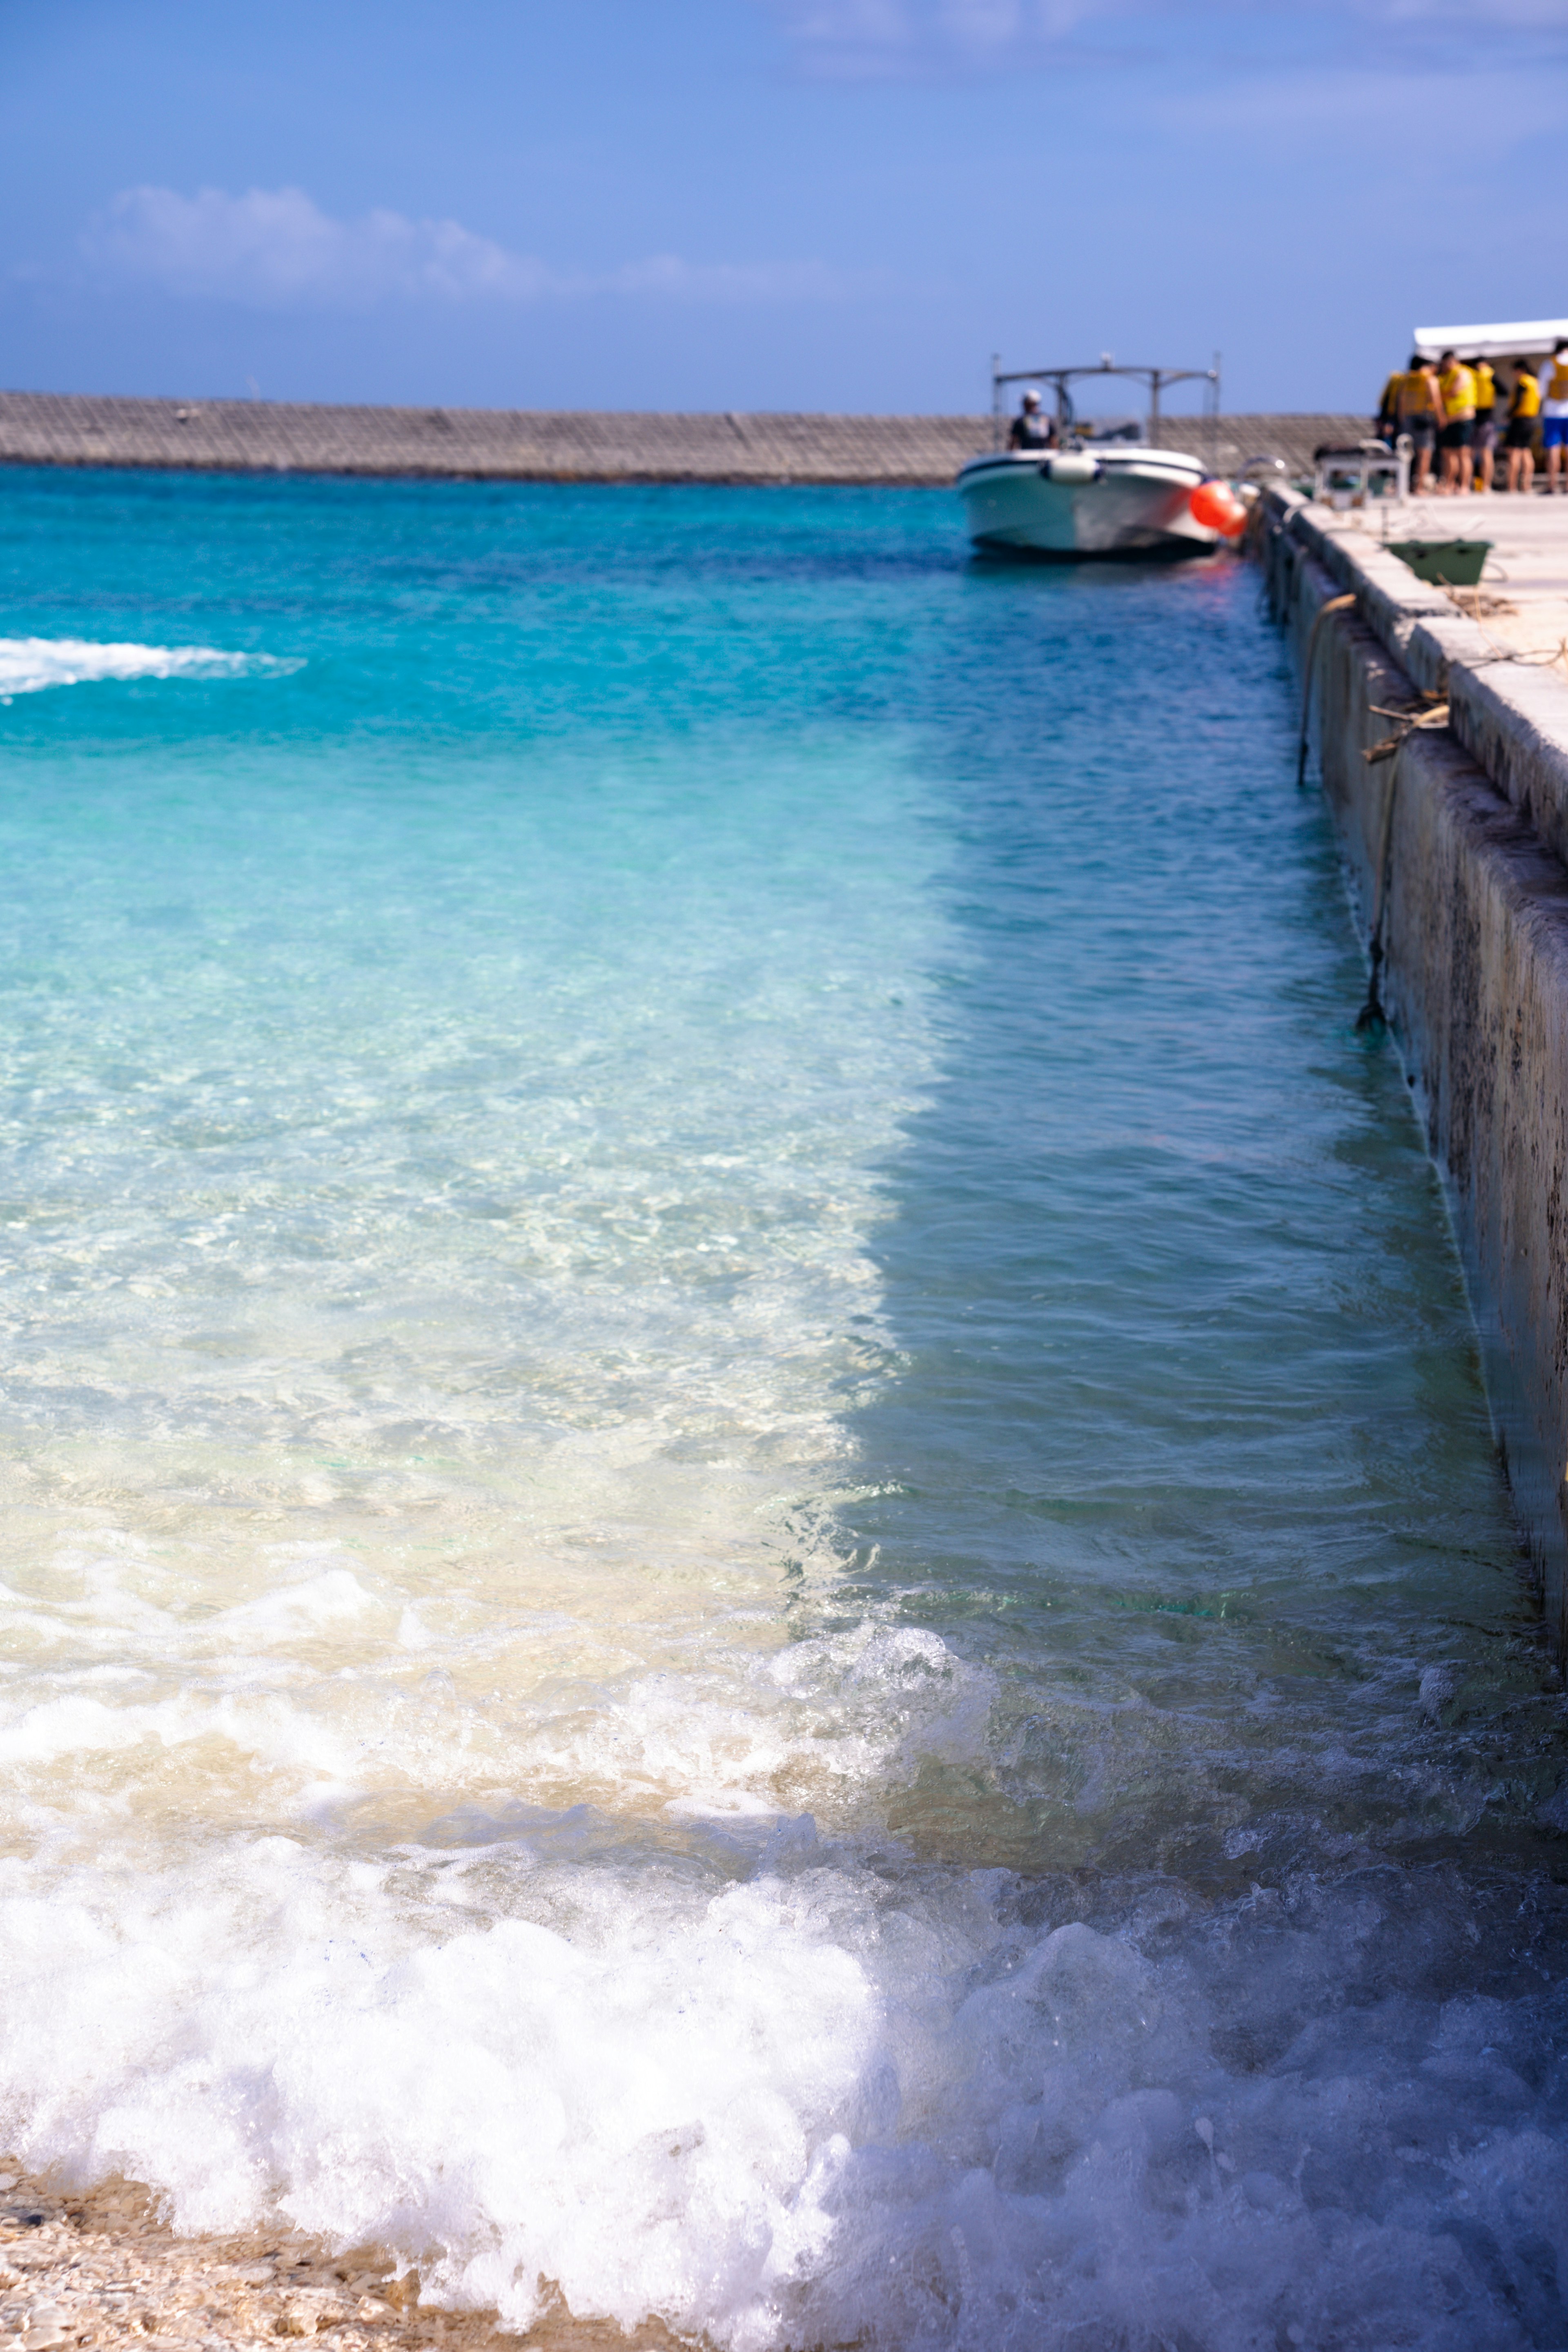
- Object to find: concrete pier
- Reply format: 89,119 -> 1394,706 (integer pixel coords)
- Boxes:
1261,488 -> 1568,1657
0,390 -> 1363,484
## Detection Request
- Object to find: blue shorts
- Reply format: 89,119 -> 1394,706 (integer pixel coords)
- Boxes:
1544,415 -> 1568,450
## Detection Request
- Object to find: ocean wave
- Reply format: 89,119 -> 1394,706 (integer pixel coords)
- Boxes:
0,637 -> 301,699
4,1833 -> 1563,2351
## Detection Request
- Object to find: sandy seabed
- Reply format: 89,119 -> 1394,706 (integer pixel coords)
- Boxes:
0,2173 -> 680,2352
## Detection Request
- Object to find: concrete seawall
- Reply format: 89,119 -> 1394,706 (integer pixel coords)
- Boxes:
0,390 -> 1364,483
1260,488 -> 1568,1657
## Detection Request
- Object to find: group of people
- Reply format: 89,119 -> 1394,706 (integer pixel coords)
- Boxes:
1376,342 -> 1568,497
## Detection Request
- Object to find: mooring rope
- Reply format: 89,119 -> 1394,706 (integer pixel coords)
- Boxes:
1353,701 -> 1450,1033
1295,592 -> 1357,789
1355,735 -> 1405,1033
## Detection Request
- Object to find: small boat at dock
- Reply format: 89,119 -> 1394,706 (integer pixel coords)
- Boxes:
958,357 -> 1243,559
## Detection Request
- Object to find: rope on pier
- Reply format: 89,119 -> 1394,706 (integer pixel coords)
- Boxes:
1296,592 -> 1357,789
1355,737 -> 1404,1033
1354,700 -> 1449,1033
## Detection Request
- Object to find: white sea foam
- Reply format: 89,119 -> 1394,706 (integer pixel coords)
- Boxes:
0,637 -> 298,697
3,1830 -> 1564,2352
4,1519 -> 1564,2352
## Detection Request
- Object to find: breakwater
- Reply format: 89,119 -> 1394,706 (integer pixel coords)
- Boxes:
0,389 -> 1362,482
1261,487 -> 1568,1657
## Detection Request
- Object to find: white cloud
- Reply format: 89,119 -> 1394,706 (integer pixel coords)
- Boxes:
82,186 -> 850,310
1158,57 -> 1564,139
767,0 -> 1566,76
1372,0 -> 1567,18
83,185 -> 541,305
606,252 -> 849,301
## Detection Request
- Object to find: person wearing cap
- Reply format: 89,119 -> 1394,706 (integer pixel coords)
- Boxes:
1434,350 -> 1477,495
1008,390 -> 1057,452
1505,360 -> 1540,496
1539,339 -> 1568,494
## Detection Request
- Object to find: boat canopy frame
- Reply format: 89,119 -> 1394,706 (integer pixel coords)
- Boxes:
990,355 -> 1221,466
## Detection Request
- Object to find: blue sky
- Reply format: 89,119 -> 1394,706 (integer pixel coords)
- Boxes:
1,0 -> 1563,415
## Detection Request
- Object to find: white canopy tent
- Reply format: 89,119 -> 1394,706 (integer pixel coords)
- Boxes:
1413,318 -> 1568,362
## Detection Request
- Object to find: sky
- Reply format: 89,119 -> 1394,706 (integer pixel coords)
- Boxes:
1,0 -> 1564,416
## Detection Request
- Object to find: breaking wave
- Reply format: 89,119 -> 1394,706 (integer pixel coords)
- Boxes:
0,637 -> 300,699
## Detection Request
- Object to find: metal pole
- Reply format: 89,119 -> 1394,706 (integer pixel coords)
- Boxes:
991,354 -> 1002,452
1150,369 -> 1161,448
1211,352 -> 1221,477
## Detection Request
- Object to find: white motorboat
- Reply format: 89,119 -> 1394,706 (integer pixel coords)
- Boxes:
958,443 -> 1220,557
958,356 -> 1240,559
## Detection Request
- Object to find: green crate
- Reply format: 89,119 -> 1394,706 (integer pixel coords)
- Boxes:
1387,539 -> 1492,589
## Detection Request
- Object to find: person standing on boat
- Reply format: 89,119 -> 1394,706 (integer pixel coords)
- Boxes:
1008,390 -> 1058,451
1505,361 -> 1540,496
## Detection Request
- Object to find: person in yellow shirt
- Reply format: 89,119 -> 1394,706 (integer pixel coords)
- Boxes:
1434,350 -> 1477,495
1540,339 -> 1568,494
1471,359 -> 1496,492
1505,361 -> 1540,496
1375,365 -> 1403,444
1397,354 -> 1440,493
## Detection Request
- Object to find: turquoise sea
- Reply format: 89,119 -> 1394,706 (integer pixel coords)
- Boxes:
1,468 -> 1566,2350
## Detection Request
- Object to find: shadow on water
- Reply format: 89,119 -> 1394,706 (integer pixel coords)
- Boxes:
796,554 -> 1561,1888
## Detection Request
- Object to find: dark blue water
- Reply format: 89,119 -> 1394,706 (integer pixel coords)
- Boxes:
1,470 -> 1565,2350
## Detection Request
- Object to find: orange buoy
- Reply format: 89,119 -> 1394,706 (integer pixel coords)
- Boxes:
1189,479 -> 1247,537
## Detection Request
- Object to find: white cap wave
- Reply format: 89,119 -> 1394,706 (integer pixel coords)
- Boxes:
0,638 -> 298,698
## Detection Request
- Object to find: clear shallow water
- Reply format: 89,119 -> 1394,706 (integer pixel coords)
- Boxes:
0,468 -> 1566,2350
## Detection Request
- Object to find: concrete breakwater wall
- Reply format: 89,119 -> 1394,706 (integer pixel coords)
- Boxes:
1261,488 -> 1568,1657
0,390 -> 1363,483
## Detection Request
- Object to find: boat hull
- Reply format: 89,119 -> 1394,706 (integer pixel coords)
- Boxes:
957,449 -> 1219,559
